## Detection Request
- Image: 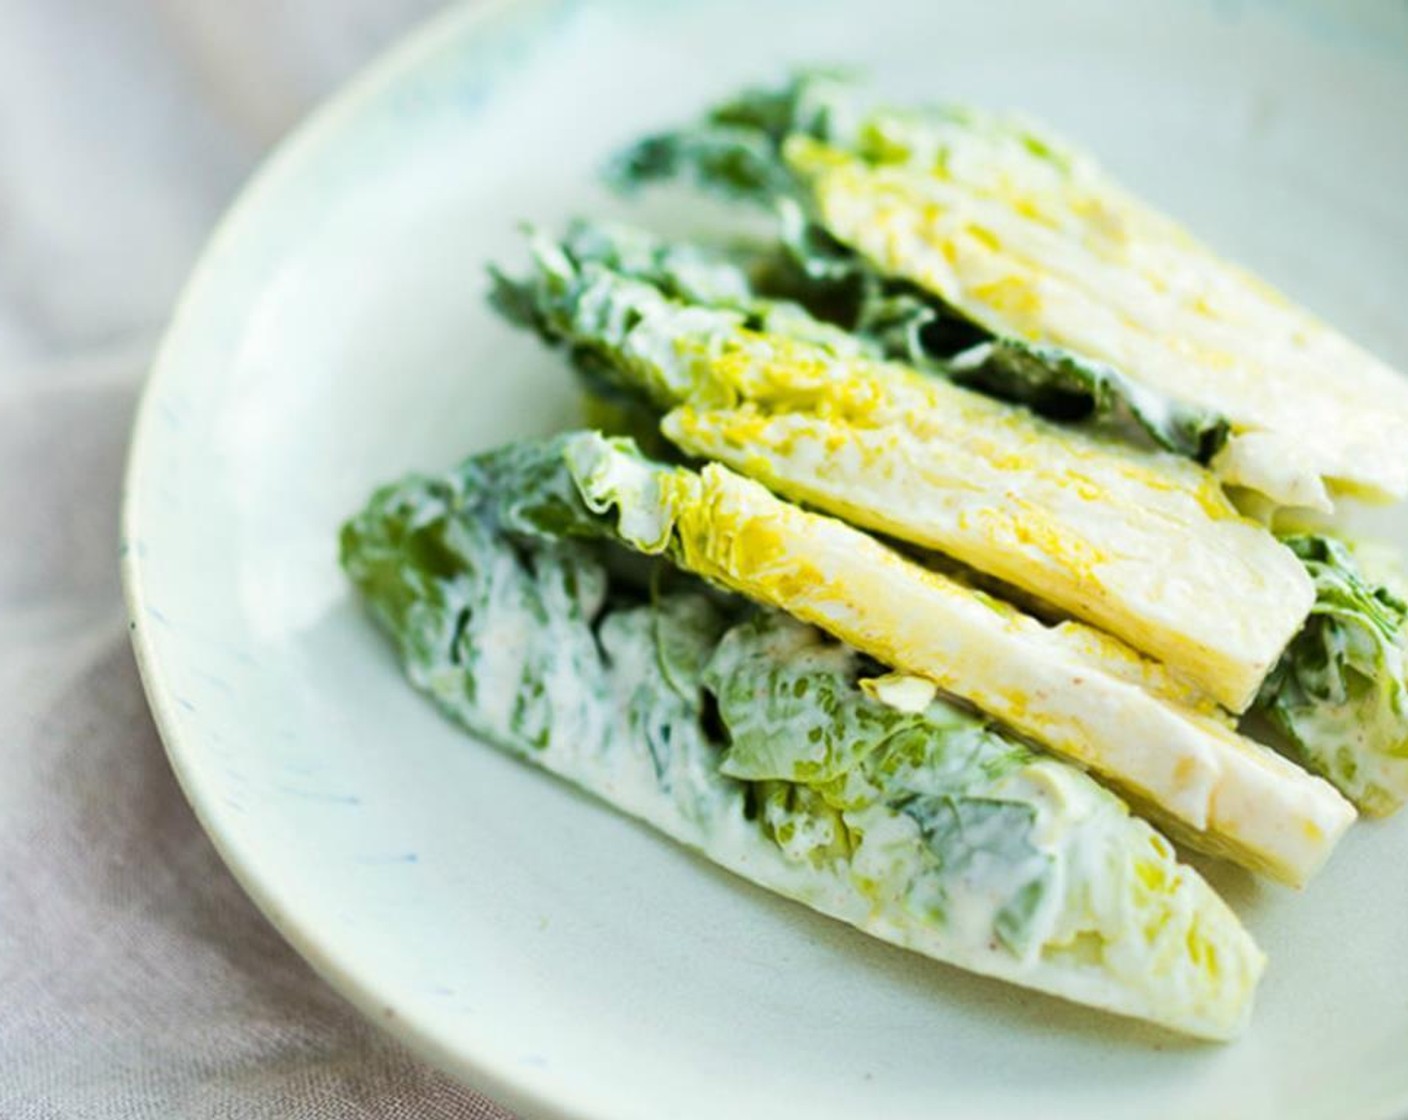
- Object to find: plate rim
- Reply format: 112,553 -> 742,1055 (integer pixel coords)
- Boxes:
119,2 -> 606,1117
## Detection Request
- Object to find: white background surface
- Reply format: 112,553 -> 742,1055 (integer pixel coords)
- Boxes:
0,2 -> 515,1116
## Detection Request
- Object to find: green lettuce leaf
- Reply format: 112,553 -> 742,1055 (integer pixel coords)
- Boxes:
341,435 -> 1265,1039
1256,534 -> 1408,815
706,612 -> 1050,953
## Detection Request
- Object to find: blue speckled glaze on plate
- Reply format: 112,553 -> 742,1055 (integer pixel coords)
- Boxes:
124,2 -> 1408,1118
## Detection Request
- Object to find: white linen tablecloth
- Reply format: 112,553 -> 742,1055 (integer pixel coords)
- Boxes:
0,3 -> 516,1115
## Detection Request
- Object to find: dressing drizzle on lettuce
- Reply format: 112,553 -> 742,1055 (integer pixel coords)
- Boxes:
341,435 -> 1264,1039
1255,535 -> 1408,815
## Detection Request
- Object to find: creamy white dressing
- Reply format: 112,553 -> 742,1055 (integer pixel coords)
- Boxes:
1213,432 -> 1333,513
861,672 -> 938,713
345,443 -> 1274,1040
506,616 -> 1260,1039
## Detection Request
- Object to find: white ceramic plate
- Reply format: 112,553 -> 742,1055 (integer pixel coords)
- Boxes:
123,2 -> 1408,1117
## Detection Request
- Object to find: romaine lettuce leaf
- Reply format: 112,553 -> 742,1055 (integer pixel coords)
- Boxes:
490,232 -> 1314,714
1256,534 -> 1408,815
616,73 -> 1408,506
342,437 -> 1265,1038
612,77 -> 1229,463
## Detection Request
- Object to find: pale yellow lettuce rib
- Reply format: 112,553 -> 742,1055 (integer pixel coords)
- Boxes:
784,118 -> 1408,505
657,327 -> 1312,712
